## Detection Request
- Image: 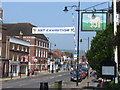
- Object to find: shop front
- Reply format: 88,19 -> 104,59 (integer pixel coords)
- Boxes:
20,62 -> 28,75
9,60 -> 19,77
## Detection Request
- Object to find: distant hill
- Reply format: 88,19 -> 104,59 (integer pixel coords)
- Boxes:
52,49 -> 86,56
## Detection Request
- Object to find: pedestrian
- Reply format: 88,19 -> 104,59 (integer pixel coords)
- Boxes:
27,69 -> 30,76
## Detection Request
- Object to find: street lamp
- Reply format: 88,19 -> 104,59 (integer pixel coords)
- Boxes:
63,1 -> 80,86
80,37 -> 90,51
80,37 -> 90,78
49,42 -> 56,73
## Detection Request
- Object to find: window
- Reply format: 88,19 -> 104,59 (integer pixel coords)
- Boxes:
0,47 -> 1,56
40,41 -> 42,46
12,55 -> 14,60
21,56 -> 23,62
38,41 -> 39,46
36,49 -> 38,57
41,50 -> 43,57
25,47 -> 28,52
39,41 -> 40,46
36,40 -> 38,46
39,49 -> 40,57
17,45 -> 19,50
42,42 -> 43,47
44,50 -> 45,57
17,55 -> 19,61
46,51 -> 48,58
12,44 -> 15,50
21,46 -> 24,51
0,32 -> 2,40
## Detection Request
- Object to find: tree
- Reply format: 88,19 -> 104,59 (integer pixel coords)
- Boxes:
86,23 -> 114,76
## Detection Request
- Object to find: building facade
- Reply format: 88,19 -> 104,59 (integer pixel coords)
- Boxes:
0,25 -> 9,78
0,8 -> 9,78
6,36 -> 30,76
4,23 -> 49,72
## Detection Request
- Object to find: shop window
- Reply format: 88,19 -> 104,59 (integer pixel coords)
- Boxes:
13,65 -> 17,73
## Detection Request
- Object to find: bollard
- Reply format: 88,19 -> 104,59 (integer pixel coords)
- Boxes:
40,82 -> 48,90
87,82 -> 89,87
54,80 -> 62,90
10,72 -> 13,79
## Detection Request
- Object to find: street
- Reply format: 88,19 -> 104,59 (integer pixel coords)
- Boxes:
2,71 -> 73,88
1,71 -> 98,89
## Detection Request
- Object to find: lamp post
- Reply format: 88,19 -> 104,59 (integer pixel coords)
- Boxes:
80,37 -> 90,51
80,37 -> 90,79
49,42 -> 56,73
63,1 -> 80,86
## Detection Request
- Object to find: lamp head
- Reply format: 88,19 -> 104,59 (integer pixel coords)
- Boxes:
63,6 -> 68,12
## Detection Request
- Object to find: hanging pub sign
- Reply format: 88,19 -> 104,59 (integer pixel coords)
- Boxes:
32,27 -> 75,34
81,12 -> 107,31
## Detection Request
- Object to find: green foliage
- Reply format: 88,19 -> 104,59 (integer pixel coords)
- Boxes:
86,23 -> 114,75
103,76 -> 120,88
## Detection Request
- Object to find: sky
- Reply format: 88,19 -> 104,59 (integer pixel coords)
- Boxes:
2,1 -> 111,51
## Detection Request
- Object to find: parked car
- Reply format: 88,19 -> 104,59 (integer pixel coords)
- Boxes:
70,69 -> 82,82
80,72 -> 86,79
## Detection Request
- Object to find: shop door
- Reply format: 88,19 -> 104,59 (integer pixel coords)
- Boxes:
21,65 -> 26,74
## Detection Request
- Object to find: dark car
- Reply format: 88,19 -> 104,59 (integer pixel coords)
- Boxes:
70,70 -> 82,82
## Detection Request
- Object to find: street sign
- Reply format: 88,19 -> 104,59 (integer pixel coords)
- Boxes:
32,27 -> 75,34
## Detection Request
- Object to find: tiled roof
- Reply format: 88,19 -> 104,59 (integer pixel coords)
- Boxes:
3,23 -> 48,41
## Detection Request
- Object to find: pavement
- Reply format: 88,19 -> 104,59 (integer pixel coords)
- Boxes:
0,70 -> 65,82
62,77 -> 99,89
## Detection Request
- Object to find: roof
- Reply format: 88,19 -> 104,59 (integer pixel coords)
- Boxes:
0,58 -> 9,61
0,23 -> 7,30
3,23 -> 48,41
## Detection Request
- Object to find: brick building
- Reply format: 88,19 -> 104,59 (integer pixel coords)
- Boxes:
0,8 -> 9,78
4,23 -> 49,72
0,25 -> 9,78
6,36 -> 30,76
